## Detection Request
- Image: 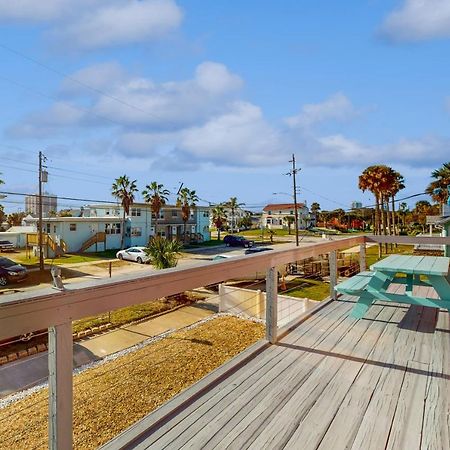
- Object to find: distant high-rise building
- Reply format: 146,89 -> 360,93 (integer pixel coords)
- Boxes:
25,192 -> 57,217
351,201 -> 363,209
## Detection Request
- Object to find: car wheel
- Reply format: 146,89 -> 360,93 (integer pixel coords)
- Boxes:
118,254 -> 123,260
136,257 -> 143,264
0,276 -> 7,286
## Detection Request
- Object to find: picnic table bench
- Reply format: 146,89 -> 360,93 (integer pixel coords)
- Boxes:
335,255 -> 450,319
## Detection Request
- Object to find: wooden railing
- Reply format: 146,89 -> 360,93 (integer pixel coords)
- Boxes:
79,232 -> 106,253
26,233 -> 66,257
1,234 -> 449,449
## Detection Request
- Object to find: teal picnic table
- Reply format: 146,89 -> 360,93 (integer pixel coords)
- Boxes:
335,254 -> 450,319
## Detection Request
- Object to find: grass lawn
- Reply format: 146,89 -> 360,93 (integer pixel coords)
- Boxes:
183,239 -> 224,249
0,316 -> 264,450
282,277 -> 330,301
11,250 -> 118,268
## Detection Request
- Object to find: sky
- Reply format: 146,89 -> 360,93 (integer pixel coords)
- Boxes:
0,0 -> 450,213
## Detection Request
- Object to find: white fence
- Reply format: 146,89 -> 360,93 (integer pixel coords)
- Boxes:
218,284 -> 319,327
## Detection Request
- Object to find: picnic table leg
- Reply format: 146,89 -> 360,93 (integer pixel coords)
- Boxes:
350,293 -> 375,319
428,275 -> 450,313
350,271 -> 393,319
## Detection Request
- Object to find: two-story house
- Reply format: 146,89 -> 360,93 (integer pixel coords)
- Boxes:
24,203 -> 211,253
262,203 -> 311,230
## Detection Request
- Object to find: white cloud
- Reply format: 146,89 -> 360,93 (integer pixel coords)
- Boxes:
286,93 -> 359,128
380,0 -> 450,42
0,0 -> 182,50
116,101 -> 290,168
9,61 -> 243,135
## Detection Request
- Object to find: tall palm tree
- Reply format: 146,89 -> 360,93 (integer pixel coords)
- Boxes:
176,187 -> 199,242
388,170 -> 405,236
142,182 -> 169,238
211,204 -> 227,241
425,162 -> 450,206
358,165 -> 393,235
112,175 -> 138,249
226,197 -> 245,233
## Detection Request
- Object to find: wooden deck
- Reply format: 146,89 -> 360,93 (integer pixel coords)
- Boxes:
104,295 -> 450,450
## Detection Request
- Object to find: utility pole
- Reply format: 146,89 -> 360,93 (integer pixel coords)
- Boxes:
38,151 -> 47,271
286,154 -> 300,246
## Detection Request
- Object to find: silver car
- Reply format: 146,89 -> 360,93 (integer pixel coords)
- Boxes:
116,247 -> 149,264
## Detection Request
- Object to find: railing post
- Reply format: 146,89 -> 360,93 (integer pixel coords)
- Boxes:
266,266 -> 278,344
218,283 -> 225,312
48,322 -> 73,450
359,242 -> 367,272
329,250 -> 337,300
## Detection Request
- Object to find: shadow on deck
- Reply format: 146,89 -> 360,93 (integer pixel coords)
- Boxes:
103,297 -> 450,450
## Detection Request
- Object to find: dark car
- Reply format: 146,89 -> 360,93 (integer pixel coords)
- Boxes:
223,235 -> 254,248
244,247 -> 273,255
0,257 -> 28,286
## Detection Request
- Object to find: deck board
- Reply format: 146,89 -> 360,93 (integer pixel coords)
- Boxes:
102,298 -> 450,450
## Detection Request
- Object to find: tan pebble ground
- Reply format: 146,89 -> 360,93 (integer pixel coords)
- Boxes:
0,316 -> 264,450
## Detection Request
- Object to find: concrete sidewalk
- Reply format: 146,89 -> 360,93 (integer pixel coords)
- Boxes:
0,304 -> 214,399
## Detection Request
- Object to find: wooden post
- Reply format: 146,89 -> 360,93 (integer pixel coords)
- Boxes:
266,266 -> 278,344
359,243 -> 367,272
109,261 -> 112,278
218,283 -> 225,312
329,250 -> 337,300
48,322 -> 73,450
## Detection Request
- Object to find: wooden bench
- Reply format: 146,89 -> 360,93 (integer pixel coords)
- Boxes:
334,271 -> 375,296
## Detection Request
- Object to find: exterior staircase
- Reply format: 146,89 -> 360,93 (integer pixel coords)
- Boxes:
79,232 -> 106,253
26,233 -> 66,257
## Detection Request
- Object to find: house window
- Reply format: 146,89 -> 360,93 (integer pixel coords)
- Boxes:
191,225 -> 196,233
268,211 -> 272,215
203,211 -> 209,217
70,224 -> 76,231
131,227 -> 142,236
54,226 -> 57,233
131,208 -> 141,217
266,219 -> 272,224
105,223 -> 121,235
46,224 -> 51,233
290,210 -> 293,215
172,210 -> 178,217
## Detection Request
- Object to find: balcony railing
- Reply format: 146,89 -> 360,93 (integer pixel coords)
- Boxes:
0,234 -> 449,449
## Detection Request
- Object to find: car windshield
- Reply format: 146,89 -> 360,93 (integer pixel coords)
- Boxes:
0,258 -> 16,268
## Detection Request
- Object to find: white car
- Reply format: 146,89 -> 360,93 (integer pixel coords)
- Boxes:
116,247 -> 149,264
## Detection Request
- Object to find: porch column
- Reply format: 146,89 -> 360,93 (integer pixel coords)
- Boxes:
359,243 -> 367,272
266,266 -> 278,344
48,322 -> 73,450
329,250 -> 338,300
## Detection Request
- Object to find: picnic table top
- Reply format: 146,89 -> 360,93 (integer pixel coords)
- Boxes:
371,254 -> 450,277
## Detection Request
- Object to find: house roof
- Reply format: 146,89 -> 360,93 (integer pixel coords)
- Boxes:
263,203 -> 306,212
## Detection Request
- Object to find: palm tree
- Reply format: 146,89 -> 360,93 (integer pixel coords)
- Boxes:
112,175 -> 138,249
388,170 -> 405,236
283,215 -> 295,234
414,200 -> 432,233
310,202 -> 320,225
425,162 -> 450,206
226,197 -> 245,233
358,165 -> 393,235
145,236 -> 182,269
176,187 -> 199,242
211,204 -> 227,241
7,212 -> 26,226
142,182 -> 169,238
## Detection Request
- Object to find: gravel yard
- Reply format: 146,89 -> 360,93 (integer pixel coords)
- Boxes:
0,316 -> 264,450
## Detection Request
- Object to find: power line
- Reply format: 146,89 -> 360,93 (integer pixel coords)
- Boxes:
0,42 -> 171,124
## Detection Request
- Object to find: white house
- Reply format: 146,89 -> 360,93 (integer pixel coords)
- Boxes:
262,203 -> 311,230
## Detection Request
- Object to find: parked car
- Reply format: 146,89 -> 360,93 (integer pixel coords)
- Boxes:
0,240 -> 15,252
116,247 -> 149,264
223,235 -> 254,248
0,257 -> 28,286
244,247 -> 273,255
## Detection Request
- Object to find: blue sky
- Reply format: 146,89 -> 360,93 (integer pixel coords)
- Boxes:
0,0 -> 450,213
